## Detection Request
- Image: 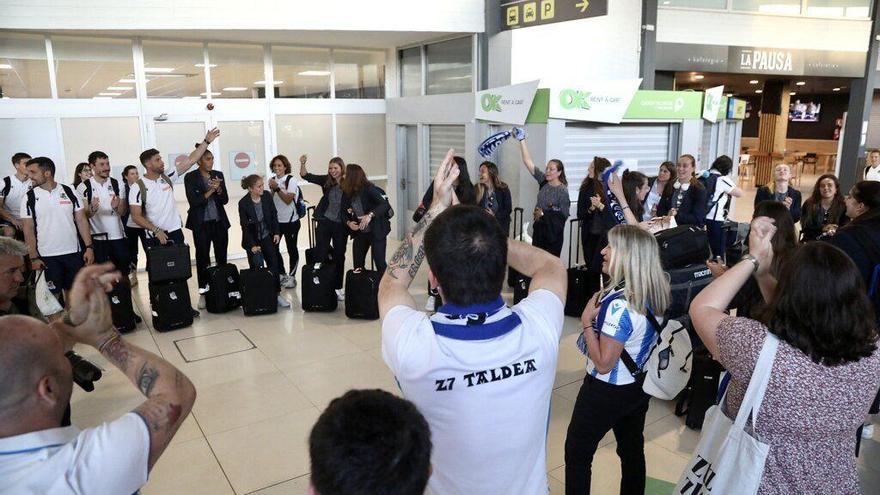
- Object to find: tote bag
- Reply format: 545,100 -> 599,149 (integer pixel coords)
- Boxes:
675,332 -> 779,494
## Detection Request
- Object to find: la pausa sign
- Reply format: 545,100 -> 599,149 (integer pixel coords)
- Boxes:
739,49 -> 794,72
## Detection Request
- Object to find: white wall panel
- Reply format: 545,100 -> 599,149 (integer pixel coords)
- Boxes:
657,9 -> 871,52
0,118 -> 64,179
510,0 -> 642,86
0,0 -> 485,33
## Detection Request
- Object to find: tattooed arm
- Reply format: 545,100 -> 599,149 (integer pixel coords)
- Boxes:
57,263 -> 196,472
379,148 -> 459,319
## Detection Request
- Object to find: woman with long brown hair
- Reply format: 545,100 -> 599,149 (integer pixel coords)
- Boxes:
801,174 -> 848,242
516,131 -> 570,257
577,157 -> 612,271
341,164 -> 391,273
301,155 -> 348,300
475,161 -> 512,235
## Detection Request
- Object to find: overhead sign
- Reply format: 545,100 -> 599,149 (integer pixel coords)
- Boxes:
702,86 -> 724,123
549,79 -> 642,124
475,80 -> 540,125
655,42 -> 865,77
501,0 -> 608,31
728,98 -> 747,120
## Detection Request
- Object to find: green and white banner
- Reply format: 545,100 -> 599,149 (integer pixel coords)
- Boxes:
475,80 -> 540,125
702,85 -> 725,123
549,79 -> 642,124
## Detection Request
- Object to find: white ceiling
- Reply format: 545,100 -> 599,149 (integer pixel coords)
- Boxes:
20,29 -> 462,50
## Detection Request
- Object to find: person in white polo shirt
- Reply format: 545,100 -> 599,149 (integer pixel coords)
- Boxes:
77,151 -> 128,276
0,263 -> 197,495
128,127 -> 219,248
379,149 -> 567,495
21,157 -> 94,301
0,152 -> 33,239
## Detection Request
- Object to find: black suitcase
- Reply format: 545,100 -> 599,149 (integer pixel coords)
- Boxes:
149,280 -> 193,332
109,278 -> 137,333
655,225 -> 711,270
345,268 -> 381,319
240,265 -> 277,316
725,242 -> 746,267
565,219 -> 600,318
507,207 -> 525,287
146,242 -> 192,283
205,263 -> 242,314
513,275 -> 530,305
302,262 -> 338,312
676,346 -> 725,430
666,263 -> 714,320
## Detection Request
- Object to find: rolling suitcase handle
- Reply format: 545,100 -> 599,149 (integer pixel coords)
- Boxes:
307,205 -> 316,249
512,207 -> 524,240
567,219 -> 582,269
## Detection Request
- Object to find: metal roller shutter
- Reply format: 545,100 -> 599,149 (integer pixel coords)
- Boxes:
428,125 -> 466,181
701,122 -> 720,168
562,123 -> 676,197
866,93 -> 880,150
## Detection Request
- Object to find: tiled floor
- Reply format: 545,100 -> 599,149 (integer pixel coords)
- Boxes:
68,172 -> 879,494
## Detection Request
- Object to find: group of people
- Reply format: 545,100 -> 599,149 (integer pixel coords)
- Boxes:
0,131 -> 396,314
3,136 -> 880,495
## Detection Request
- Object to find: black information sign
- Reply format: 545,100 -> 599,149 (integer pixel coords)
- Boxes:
500,0 -> 608,31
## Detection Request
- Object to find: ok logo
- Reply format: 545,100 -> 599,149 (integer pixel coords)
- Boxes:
481,93 -> 502,112
559,89 -> 591,110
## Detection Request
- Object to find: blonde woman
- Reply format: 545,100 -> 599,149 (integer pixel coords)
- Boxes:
564,224 -> 671,495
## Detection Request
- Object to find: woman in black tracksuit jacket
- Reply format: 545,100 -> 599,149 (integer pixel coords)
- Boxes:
656,154 -> 707,227
412,156 -> 477,222
341,164 -> 391,272
238,174 -> 287,307
300,154 -> 347,297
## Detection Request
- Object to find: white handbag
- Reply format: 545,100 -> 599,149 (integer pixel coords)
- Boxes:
675,332 -> 779,495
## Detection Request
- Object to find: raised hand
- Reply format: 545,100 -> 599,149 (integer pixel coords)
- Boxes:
748,216 -> 777,276
431,148 -> 459,209
66,262 -> 120,330
205,127 -> 220,143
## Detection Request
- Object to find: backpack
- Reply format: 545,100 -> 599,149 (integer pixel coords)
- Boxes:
284,176 -> 308,219
25,184 -> 80,246
135,174 -> 172,216
1,176 -> 12,198
605,290 -> 693,400
82,177 -> 120,204
698,171 -> 724,217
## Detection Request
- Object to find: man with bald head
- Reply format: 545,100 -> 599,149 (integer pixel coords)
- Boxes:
0,263 -> 197,494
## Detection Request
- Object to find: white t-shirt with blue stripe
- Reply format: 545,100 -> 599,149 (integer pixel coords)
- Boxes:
580,288 -> 657,385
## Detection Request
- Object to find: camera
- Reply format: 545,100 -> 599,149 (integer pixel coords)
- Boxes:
65,351 -> 102,392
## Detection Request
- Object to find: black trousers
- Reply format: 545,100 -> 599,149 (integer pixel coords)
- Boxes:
352,233 -> 387,273
124,226 -> 147,270
581,229 -> 604,271
533,220 -> 564,257
191,221 -> 228,290
314,219 -> 348,289
246,236 -> 281,293
278,221 -> 301,277
565,373 -> 651,495
94,237 -> 130,276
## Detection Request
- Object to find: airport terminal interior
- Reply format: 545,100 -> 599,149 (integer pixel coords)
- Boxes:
3,0 -> 880,494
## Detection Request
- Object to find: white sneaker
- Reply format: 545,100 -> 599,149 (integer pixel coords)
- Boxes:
335,289 -> 345,301
197,294 -> 206,309
277,295 -> 291,308
862,423 -> 874,439
425,295 -> 436,312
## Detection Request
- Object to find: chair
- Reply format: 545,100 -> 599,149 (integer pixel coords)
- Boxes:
803,153 -> 818,175
738,154 -> 754,187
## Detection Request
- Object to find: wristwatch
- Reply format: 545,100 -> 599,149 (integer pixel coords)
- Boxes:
741,254 -> 759,273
